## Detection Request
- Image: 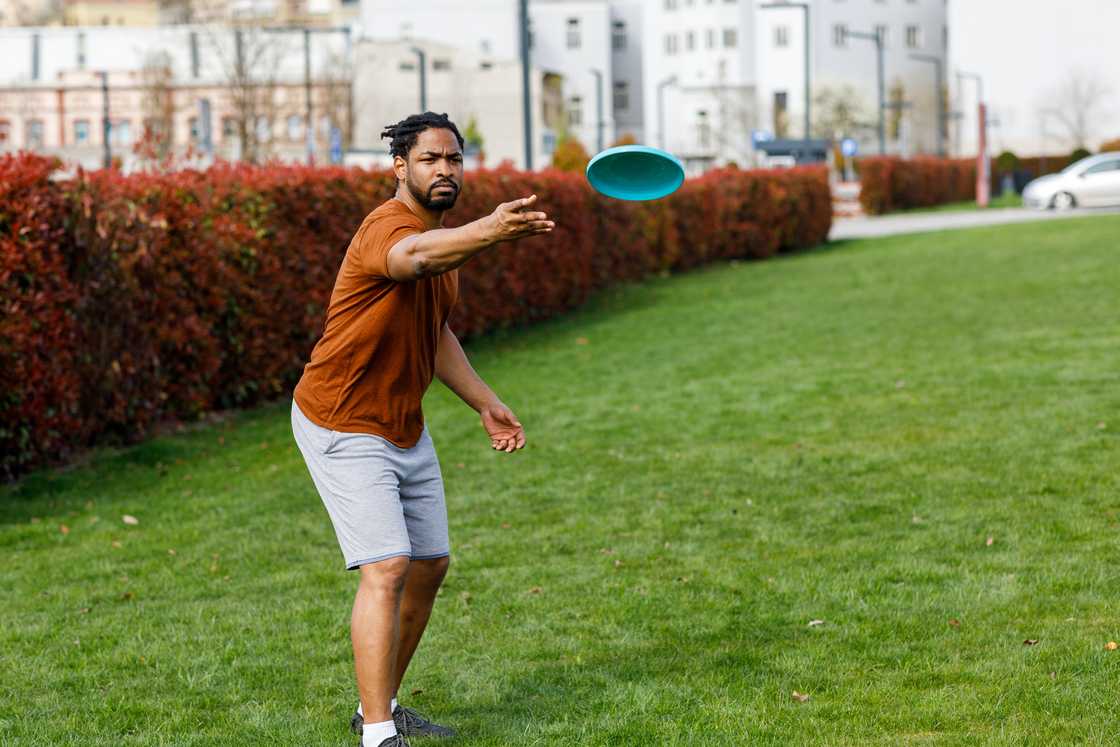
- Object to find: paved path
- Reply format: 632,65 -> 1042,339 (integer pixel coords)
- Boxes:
830,206 -> 1120,240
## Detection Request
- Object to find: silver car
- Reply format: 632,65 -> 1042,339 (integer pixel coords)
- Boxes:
1022,154 -> 1120,209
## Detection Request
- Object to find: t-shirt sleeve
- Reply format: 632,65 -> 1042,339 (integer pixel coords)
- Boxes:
355,211 -> 425,278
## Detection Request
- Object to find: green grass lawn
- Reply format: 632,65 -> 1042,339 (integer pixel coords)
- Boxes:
898,191 -> 1024,214
4,214 -> 1120,746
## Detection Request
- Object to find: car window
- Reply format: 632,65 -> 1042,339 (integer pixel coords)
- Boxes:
1083,160 -> 1120,175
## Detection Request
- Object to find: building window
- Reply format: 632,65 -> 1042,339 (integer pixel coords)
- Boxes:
221,117 -> 237,140
31,33 -> 41,80
723,28 -> 737,48
568,96 -> 582,127
833,23 -> 847,47
665,33 -> 679,55
432,58 -> 451,71
697,110 -> 710,149
566,17 -> 581,49
543,131 -> 556,155
0,120 -> 11,145
705,28 -> 715,49
773,91 -> 788,138
398,61 -> 416,71
613,81 -> 629,111
73,119 -> 90,145
108,120 -> 131,146
664,0 -> 677,9
188,116 -> 200,144
905,25 -> 922,48
77,32 -> 86,69
685,30 -> 695,51
774,25 -> 789,47
287,115 -> 303,141
875,24 -> 889,47
26,119 -> 45,148
942,25 -> 948,49
255,116 -> 270,142
612,20 -> 626,51
480,61 -> 493,70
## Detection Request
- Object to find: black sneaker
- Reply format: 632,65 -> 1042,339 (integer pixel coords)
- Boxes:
357,735 -> 408,747
394,705 -> 456,738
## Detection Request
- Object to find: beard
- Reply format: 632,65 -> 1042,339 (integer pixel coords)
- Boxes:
407,175 -> 460,210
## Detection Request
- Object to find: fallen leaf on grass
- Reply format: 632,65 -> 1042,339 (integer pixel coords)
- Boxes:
59,524 -> 70,535
30,517 -> 41,524
948,619 -> 961,628
676,576 -> 690,583
79,607 -> 91,614
791,691 -> 810,703
122,515 -> 139,526
111,541 -> 122,549
528,586 -> 542,594
1105,641 -> 1118,651
458,591 -> 471,604
1023,639 -> 1039,646
167,549 -> 177,556
575,337 -> 589,345
985,536 -> 994,547
410,688 -> 423,696
599,548 -> 615,555
807,620 -> 825,627
613,559 -> 623,568
1097,422 -> 1107,430
500,522 -> 511,529
121,591 -> 134,601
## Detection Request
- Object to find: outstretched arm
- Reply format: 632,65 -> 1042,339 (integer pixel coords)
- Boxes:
434,323 -> 526,453
386,195 -> 554,281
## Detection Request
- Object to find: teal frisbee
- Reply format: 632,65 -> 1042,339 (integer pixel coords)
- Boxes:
585,145 -> 685,201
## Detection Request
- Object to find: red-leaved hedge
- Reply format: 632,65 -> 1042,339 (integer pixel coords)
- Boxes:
857,156 -> 977,215
1,154 -> 831,479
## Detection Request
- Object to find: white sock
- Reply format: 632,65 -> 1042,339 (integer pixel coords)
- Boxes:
362,719 -> 397,746
390,697 -> 399,712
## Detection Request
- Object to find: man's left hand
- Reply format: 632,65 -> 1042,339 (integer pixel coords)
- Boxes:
481,403 -> 526,453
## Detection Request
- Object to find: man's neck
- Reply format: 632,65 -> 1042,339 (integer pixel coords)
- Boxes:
394,188 -> 444,230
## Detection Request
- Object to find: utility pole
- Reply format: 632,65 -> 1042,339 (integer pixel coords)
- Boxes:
519,0 -> 533,170
844,28 -> 885,155
589,67 -> 604,152
97,70 -> 111,169
759,2 -> 811,140
909,53 -> 945,156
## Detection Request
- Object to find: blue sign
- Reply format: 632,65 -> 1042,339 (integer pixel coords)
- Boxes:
841,137 -> 859,157
752,129 -> 774,145
329,126 -> 343,164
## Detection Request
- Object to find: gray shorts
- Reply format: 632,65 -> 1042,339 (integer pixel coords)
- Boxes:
290,399 -> 450,570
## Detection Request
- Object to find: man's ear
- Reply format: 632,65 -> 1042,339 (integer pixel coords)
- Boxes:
393,154 -> 407,181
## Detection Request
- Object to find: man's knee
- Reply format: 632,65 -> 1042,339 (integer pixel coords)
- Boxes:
412,555 -> 450,589
358,555 -> 411,596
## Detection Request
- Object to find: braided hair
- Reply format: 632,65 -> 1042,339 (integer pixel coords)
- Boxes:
380,112 -> 465,159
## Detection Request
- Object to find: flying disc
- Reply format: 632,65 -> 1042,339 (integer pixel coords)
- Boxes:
585,145 -> 685,201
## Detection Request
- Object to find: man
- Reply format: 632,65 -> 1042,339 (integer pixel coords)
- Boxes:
290,111 -> 555,747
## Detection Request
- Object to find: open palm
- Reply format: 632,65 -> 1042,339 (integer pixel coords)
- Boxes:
480,404 -> 526,453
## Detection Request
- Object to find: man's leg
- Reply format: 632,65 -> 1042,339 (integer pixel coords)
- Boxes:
353,556 -> 411,725
392,555 -> 450,695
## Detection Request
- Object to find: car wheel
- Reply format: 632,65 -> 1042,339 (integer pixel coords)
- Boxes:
1051,191 -> 1076,210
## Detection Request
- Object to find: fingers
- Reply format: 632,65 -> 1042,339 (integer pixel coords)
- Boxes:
520,194 -> 538,209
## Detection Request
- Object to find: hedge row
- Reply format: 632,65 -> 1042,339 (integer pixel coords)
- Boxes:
856,156 -> 977,215
0,154 -> 831,479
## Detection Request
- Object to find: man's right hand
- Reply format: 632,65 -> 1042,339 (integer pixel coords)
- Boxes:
484,195 -> 555,244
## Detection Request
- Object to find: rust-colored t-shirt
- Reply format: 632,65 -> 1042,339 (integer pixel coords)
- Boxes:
293,198 -> 458,447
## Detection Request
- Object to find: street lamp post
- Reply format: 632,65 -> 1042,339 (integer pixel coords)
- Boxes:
518,0 -> 533,170
589,67 -> 604,153
957,70 -> 988,206
657,74 -> 677,150
844,28 -> 885,155
410,46 -> 428,111
758,2 -> 811,140
909,53 -> 945,156
97,70 -> 111,169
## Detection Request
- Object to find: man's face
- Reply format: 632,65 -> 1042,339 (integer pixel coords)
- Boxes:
397,127 -> 464,210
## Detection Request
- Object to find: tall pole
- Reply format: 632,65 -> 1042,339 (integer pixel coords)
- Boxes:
910,53 -> 945,156
518,0 -> 533,170
845,29 -> 885,154
590,68 -> 603,152
97,70 -> 111,169
759,3 -> 811,140
657,75 -> 677,150
303,29 -> 313,164
410,46 -> 427,111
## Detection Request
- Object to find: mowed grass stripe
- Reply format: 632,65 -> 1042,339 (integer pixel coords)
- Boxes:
2,214 -> 1119,746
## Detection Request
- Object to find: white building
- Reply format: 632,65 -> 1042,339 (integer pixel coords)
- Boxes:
646,0 -> 949,171
358,0 -> 645,166
948,0 -> 1120,157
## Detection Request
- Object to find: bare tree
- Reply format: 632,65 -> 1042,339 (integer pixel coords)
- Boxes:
1039,68 -> 1114,150
204,24 -> 285,163
135,51 -> 178,165
811,83 -> 876,141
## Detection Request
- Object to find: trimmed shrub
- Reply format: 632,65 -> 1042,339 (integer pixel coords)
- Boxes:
1100,138 -> 1120,153
856,156 -> 975,214
0,154 -> 831,479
